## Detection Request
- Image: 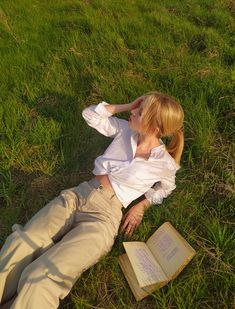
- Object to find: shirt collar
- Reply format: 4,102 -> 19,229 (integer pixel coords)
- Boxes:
130,130 -> 180,170
131,130 -> 165,159
130,130 -> 138,159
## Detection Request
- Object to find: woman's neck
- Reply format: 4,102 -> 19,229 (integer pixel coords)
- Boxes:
137,133 -> 161,150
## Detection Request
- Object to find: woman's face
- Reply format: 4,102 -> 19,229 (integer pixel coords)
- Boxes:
128,102 -> 145,133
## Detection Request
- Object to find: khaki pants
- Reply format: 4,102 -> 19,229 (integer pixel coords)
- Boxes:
0,178 -> 123,308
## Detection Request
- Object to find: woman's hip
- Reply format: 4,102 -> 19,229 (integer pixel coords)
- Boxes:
71,178 -> 123,234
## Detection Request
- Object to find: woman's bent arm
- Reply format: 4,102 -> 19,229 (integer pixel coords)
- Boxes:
82,96 -> 146,137
104,96 -> 146,115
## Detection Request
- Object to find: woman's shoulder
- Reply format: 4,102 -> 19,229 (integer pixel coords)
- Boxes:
149,145 -> 180,171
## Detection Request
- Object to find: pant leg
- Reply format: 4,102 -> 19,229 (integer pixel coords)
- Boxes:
11,184 -> 123,309
0,186 -> 81,304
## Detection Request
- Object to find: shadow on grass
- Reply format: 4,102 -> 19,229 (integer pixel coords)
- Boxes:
1,90 -> 98,217
0,90 -> 111,308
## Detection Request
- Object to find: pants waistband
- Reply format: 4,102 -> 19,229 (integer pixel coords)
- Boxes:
87,178 -> 121,205
87,177 -> 102,189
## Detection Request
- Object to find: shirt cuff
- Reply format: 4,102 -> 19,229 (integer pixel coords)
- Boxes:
94,101 -> 113,118
144,188 -> 163,205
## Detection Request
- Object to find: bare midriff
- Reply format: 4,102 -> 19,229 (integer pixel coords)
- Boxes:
95,174 -> 115,193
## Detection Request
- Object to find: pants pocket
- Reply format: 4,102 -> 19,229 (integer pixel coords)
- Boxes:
72,182 -> 98,210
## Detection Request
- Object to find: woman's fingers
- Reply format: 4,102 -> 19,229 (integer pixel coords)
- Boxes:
120,219 -> 128,233
120,214 -> 139,236
125,223 -> 135,237
124,218 -> 136,237
131,96 -> 146,110
121,215 -> 132,232
120,213 -> 131,232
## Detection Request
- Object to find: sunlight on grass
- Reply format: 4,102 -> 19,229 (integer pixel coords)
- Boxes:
0,0 -> 234,308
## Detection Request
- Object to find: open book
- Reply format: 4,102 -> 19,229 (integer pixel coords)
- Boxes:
118,222 -> 196,301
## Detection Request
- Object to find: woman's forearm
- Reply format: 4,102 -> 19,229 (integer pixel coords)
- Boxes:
104,103 -> 133,115
104,95 -> 146,115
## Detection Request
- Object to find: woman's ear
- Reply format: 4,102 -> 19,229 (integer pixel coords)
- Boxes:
154,127 -> 160,137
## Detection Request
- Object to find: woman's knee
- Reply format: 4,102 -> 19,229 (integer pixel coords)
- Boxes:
17,261 -> 44,293
13,272 -> 62,308
23,191 -> 79,244
17,259 -> 72,306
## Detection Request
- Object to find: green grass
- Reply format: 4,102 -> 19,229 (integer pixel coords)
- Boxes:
0,0 -> 234,308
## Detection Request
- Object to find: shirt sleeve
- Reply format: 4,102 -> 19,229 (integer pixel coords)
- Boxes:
82,101 -> 128,137
144,174 -> 176,205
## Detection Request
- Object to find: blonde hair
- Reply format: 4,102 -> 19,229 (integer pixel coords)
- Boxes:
141,91 -> 184,165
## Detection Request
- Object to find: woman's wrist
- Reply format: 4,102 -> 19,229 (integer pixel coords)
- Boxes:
136,199 -> 151,212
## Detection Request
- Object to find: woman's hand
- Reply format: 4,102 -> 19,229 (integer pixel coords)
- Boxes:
120,203 -> 145,237
130,95 -> 147,110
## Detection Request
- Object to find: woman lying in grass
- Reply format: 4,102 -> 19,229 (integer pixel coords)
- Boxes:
0,91 -> 184,308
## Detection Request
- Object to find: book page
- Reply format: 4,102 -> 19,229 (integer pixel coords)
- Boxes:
146,222 -> 196,279
118,254 -> 165,301
118,254 -> 153,301
123,242 -> 168,288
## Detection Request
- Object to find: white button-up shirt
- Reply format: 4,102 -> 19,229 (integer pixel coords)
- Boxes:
82,102 -> 180,208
